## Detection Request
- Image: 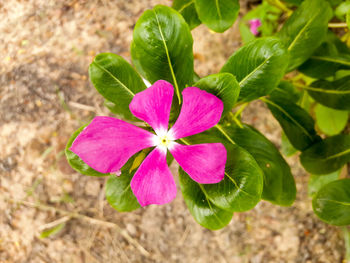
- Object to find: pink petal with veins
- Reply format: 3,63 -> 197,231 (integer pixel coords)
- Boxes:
169,142 -> 226,184
131,147 -> 177,206
70,116 -> 155,174
129,80 -> 173,135
168,87 -> 223,139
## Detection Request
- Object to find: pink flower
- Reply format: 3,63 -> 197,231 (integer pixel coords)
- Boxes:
70,80 -> 227,206
249,19 -> 262,36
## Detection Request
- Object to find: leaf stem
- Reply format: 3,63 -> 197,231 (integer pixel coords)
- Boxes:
341,226 -> 350,263
293,82 -> 350,94
265,0 -> 292,16
328,23 -> 348,29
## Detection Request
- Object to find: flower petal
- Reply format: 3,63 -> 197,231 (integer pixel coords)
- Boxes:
168,87 -> 223,139
131,147 -> 177,206
70,116 -> 155,174
129,80 -> 174,135
169,142 -> 226,184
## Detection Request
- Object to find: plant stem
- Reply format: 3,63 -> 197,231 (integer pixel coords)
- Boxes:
342,227 -> 350,263
266,0 -> 292,16
328,23 -> 348,29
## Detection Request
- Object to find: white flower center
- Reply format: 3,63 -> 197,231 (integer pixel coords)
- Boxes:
153,130 -> 175,151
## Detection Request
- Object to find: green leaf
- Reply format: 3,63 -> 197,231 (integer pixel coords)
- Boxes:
347,10 -> 350,29
269,81 -> 301,103
300,134 -> 350,174
131,5 -> 194,104
281,131 -> 298,157
312,179 -> 350,226
185,130 -> 263,212
335,1 -> 350,20
308,170 -> 340,198
179,168 -> 233,230
221,37 -> 289,102
299,32 -> 350,79
194,0 -> 239,33
40,223 -> 65,239
105,150 -> 149,212
194,73 -> 240,115
277,0 -> 332,71
89,53 -> 146,120
315,104 -> 348,136
65,124 -> 108,177
172,0 -> 201,30
213,124 -> 296,206
262,97 -> 321,151
203,145 -> 263,212
308,76 -> 350,111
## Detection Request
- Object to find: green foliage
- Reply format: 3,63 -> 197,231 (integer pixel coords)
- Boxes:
263,97 -> 321,151
300,134 -> 350,175
179,168 -> 233,230
131,5 -> 194,103
308,76 -> 350,111
172,0 -> 201,30
185,130 -> 263,213
194,0 -> 239,33
221,37 -> 289,102
105,152 -> 148,212
315,104 -> 348,136
299,32 -> 350,79
214,124 -> 296,206
65,124 -> 108,177
89,53 -> 146,121
312,179 -> 350,226
278,0 -> 332,71
194,73 -> 240,115
308,170 -> 340,198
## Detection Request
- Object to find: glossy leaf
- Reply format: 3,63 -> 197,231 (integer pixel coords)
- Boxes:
131,5 -> 194,103
203,145 -> 263,212
185,130 -> 263,212
194,0 -> 239,33
281,132 -> 298,157
65,124 -> 108,177
221,37 -> 288,102
277,0 -> 332,71
269,81 -> 301,103
179,168 -> 233,230
308,76 -> 350,111
315,104 -> 348,136
194,73 -> 240,115
89,53 -> 146,120
300,134 -> 350,174
105,151 -> 149,212
172,0 -> 201,30
263,97 -> 321,151
299,32 -> 350,79
312,179 -> 350,226
213,124 -> 296,206
308,170 -> 340,198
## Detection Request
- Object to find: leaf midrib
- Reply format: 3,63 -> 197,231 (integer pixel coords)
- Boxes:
318,198 -> 350,206
262,98 -> 314,141
287,14 -> 317,52
153,9 -> 182,104
238,55 -> 272,87
215,0 -> 222,19
92,61 -> 135,97
178,0 -> 195,13
310,56 -> 350,67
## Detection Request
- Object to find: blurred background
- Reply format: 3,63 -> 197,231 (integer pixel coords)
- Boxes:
0,0 -> 345,262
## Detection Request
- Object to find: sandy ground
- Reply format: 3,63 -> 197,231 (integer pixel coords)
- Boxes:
0,0 -> 346,262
